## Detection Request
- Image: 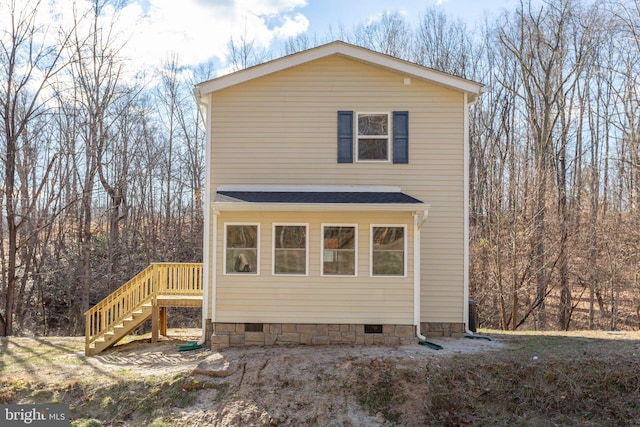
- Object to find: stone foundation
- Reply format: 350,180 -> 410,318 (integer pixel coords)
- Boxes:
208,322 -> 419,350
207,321 -> 465,350
420,322 -> 465,338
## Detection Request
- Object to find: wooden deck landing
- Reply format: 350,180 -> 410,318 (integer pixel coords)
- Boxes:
151,295 -> 203,343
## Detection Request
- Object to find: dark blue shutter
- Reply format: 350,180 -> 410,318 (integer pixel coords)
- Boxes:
393,111 -> 409,164
337,111 -> 353,163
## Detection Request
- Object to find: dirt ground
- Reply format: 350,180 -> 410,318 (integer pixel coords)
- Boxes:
3,330 -> 640,426
1,330 -> 504,426
135,335 -> 504,426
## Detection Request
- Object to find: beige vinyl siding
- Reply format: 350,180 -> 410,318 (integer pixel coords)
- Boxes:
215,211 -> 414,324
209,54 -> 465,324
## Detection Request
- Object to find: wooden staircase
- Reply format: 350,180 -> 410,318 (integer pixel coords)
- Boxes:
85,263 -> 203,356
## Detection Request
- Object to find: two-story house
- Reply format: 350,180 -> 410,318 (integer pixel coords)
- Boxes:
194,41 -> 483,349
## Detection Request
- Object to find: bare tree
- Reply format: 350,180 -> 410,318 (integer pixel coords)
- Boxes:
414,7 -> 474,77
497,0 -> 586,329
282,33 -> 324,56
225,30 -> 269,72
63,0 -> 130,324
0,0 -> 71,335
351,11 -> 413,59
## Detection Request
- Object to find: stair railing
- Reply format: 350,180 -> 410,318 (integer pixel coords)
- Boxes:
85,263 -> 203,353
155,262 -> 204,296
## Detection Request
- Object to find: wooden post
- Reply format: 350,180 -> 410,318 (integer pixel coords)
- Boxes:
160,307 -> 167,337
85,312 -> 90,355
152,303 -> 159,343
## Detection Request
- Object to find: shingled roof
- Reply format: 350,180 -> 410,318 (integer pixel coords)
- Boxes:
215,191 -> 423,204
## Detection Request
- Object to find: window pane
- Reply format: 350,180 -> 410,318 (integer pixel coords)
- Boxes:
358,139 -> 388,160
372,251 -> 404,275
226,249 -> 258,273
227,225 -> 257,248
358,114 -> 388,136
323,226 -> 355,249
274,249 -> 306,274
323,250 -> 356,275
372,227 -> 404,249
275,225 -> 306,249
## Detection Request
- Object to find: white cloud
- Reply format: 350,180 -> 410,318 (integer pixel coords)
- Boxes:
274,13 -> 310,38
119,0 -> 309,71
3,0 -> 309,76
2,0 -> 310,94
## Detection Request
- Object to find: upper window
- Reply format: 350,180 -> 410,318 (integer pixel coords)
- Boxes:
273,224 -> 308,275
225,224 -> 259,274
322,225 -> 357,276
357,113 -> 390,161
371,225 -> 406,277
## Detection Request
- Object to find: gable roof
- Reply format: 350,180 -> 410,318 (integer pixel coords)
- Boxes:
194,40 -> 483,103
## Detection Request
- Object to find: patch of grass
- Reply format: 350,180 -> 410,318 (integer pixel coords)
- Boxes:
71,419 -> 103,427
347,333 -> 640,426
418,351 -> 640,426
353,359 -> 403,423
73,372 -> 226,425
0,379 -> 32,403
0,335 -> 225,426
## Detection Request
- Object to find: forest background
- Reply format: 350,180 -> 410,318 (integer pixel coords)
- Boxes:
1,0 -> 639,337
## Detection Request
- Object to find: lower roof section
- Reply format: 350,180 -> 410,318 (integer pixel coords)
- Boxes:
216,191 -> 422,204
213,185 -> 428,213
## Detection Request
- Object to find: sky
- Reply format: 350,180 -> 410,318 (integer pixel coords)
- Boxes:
4,0 -> 519,76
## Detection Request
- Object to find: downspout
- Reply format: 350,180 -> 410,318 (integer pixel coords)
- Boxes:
200,209 -> 219,345
413,210 -> 428,340
197,92 -> 213,346
464,92 -> 479,336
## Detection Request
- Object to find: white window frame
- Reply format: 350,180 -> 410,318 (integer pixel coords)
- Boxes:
272,223 -> 309,276
224,222 -> 260,275
321,224 -> 358,277
370,224 -> 407,277
356,112 -> 391,162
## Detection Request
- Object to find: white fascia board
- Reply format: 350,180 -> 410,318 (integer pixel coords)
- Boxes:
336,44 -> 483,98
195,41 -> 483,100
217,184 -> 402,193
212,202 -> 430,213
195,43 -> 340,95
